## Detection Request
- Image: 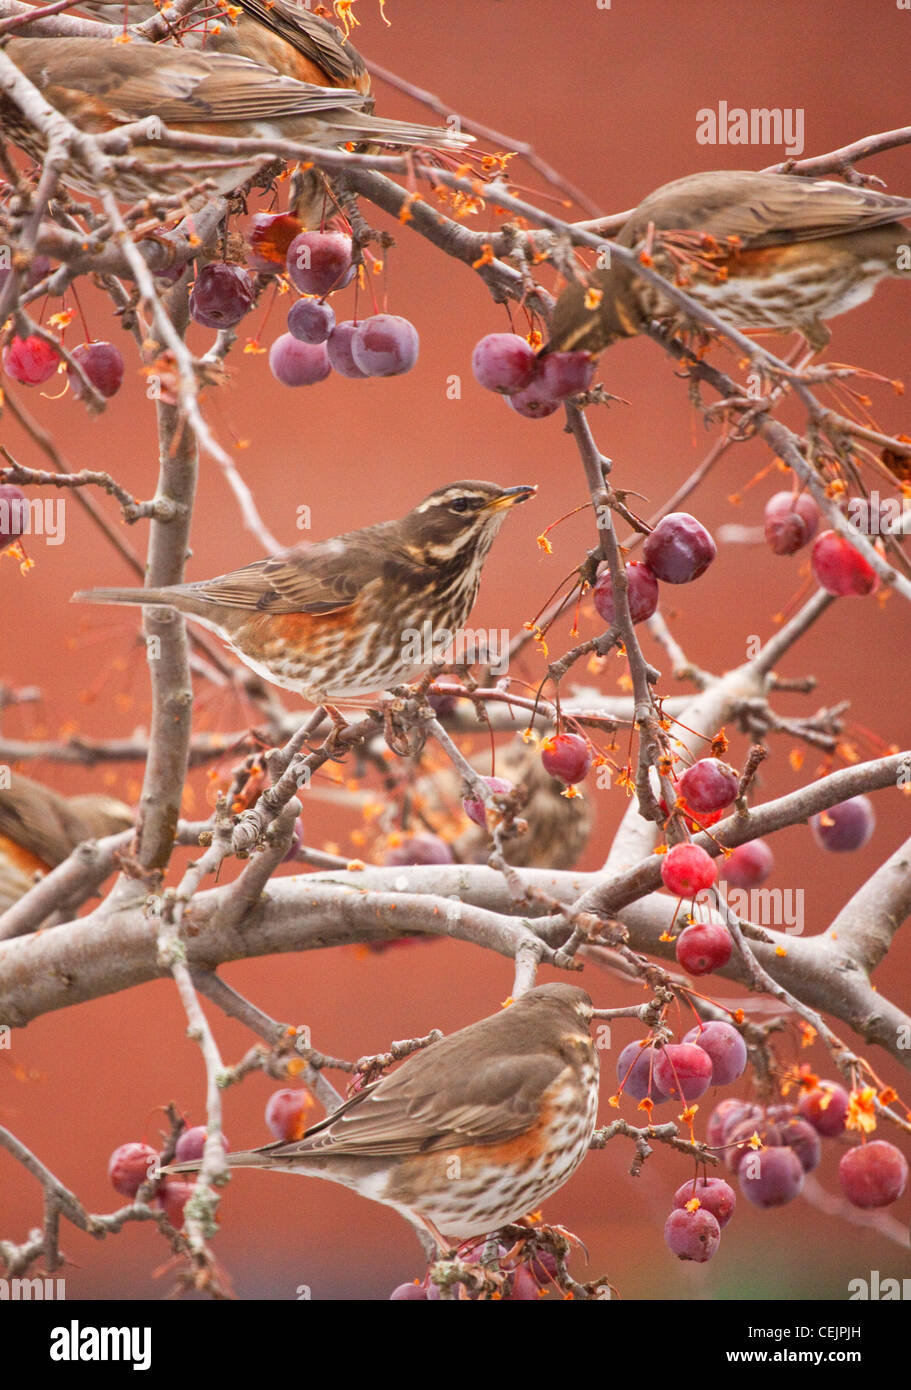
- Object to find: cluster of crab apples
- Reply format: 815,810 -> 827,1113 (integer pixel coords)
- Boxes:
764,489 -> 880,596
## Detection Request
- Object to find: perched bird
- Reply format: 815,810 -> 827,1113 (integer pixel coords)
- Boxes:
546,170 -> 911,355
0,771 -> 133,913
419,734 -> 594,870
73,482 -> 536,707
1,34 -> 470,208
166,983 -> 599,1248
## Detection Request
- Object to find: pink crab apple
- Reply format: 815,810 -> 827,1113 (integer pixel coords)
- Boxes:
811,530 -> 879,596
287,298 -> 336,344
540,732 -> 593,785
673,1175 -> 736,1228
739,1145 -> 804,1208
683,1021 -> 747,1085
677,757 -> 739,814
471,333 -> 537,394
382,833 -> 455,866
108,1142 -> 159,1198
327,321 -> 370,378
286,230 -> 354,296
3,334 -> 59,385
661,843 -> 718,896
810,795 -> 875,852
615,1040 -> 669,1104
675,921 -> 732,976
155,1178 -> 195,1229
642,512 -> 716,583
838,1141 -> 908,1208
189,263 -> 255,329
797,1082 -> 850,1137
265,1089 -> 312,1142
722,838 -> 774,889
592,560 -> 659,626
174,1125 -> 229,1164
505,382 -> 560,418
664,1206 -> 721,1262
763,490 -> 820,555
706,1099 -> 762,1149
653,1043 -> 714,1102
268,334 -> 331,387
69,341 -> 125,399
462,776 -> 513,827
535,350 -> 595,401
351,315 -> 419,377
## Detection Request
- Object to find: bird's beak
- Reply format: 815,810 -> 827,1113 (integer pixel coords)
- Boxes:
485,485 -> 537,510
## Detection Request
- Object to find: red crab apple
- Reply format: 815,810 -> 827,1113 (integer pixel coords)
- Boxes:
108,1142 -> 159,1197
351,314 -> 419,377
269,334 -> 331,387
661,843 -> 718,896
541,732 -> 592,785
642,512 -> 716,583
189,263 -> 255,329
739,1145 -> 804,1208
462,777 -> 513,827
797,1082 -> 850,1137
471,333 -> 537,394
69,341 -> 124,398
653,1043 -> 714,1102
683,1021 -> 747,1085
839,1141 -> 908,1209
677,758 -> 739,814
675,921 -> 732,976
810,795 -> 875,852
722,839 -> 774,889
3,334 -> 59,385
265,1088 -> 312,1142
664,1207 -> 721,1262
763,491 -> 820,555
673,1176 -> 736,1229
592,560 -> 659,626
811,530 -> 879,596
286,230 -> 354,296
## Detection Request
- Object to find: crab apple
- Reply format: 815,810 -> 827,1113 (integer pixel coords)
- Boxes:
156,1178 -> 195,1229
683,1022 -> 747,1086
660,784 -> 725,834
174,1125 -> 229,1164
616,1040 -> 669,1103
108,1142 -> 159,1197
678,758 -> 739,814
507,1265 -> 544,1300
810,795 -> 875,852
390,1282 -> 429,1300
706,1099 -> 762,1149
0,484 -> 27,546
382,833 -> 455,866
811,530 -> 879,596
763,491 -> 820,555
470,333 -> 537,394
673,1176 -> 736,1229
675,922 -> 732,977
246,212 -> 303,272
653,1043 -> 714,1102
350,315 -> 419,377
462,776 -> 513,827
642,512 -> 716,584
592,560 -> 659,626
281,818 -> 305,864
722,839 -> 774,889
505,381 -> 560,418
739,1145 -> 804,1208
664,1206 -> 721,1262
428,683 -> 460,716
265,1088 -> 312,1142
777,1116 -> 822,1173
269,334 -> 331,387
327,321 -> 369,378
536,350 -> 595,401
661,843 -> 718,896
69,341 -> 124,399
287,297 -> 336,344
3,334 -> 59,385
286,230 -> 354,295
725,1119 -> 784,1173
839,1141 -> 908,1208
0,253 -> 52,293
541,732 -> 593,785
189,263 -> 255,329
797,1082 -> 850,1137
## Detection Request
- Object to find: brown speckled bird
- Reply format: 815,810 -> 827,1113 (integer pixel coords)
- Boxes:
0,772 -> 132,914
1,26 -> 469,208
547,170 -> 911,355
73,482 -> 536,707
166,983 -> 599,1248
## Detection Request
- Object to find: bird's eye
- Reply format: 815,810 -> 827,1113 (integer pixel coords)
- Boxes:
449,497 -> 472,513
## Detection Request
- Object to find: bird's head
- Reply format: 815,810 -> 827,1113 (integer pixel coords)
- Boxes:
399,481 -> 536,566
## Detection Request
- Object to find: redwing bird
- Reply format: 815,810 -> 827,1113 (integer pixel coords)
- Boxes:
73,482 -> 536,706
166,983 -> 599,1249
0,772 -> 132,915
546,170 -> 911,355
1,33 -> 470,208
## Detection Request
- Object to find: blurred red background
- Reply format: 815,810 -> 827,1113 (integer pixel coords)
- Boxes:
1,0 -> 910,1300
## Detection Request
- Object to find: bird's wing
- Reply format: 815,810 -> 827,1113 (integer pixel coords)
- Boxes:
9,39 -> 367,127
183,528 -> 411,615
624,172 -> 911,248
229,0 -> 371,92
0,777 -> 87,867
256,1044 -> 567,1160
